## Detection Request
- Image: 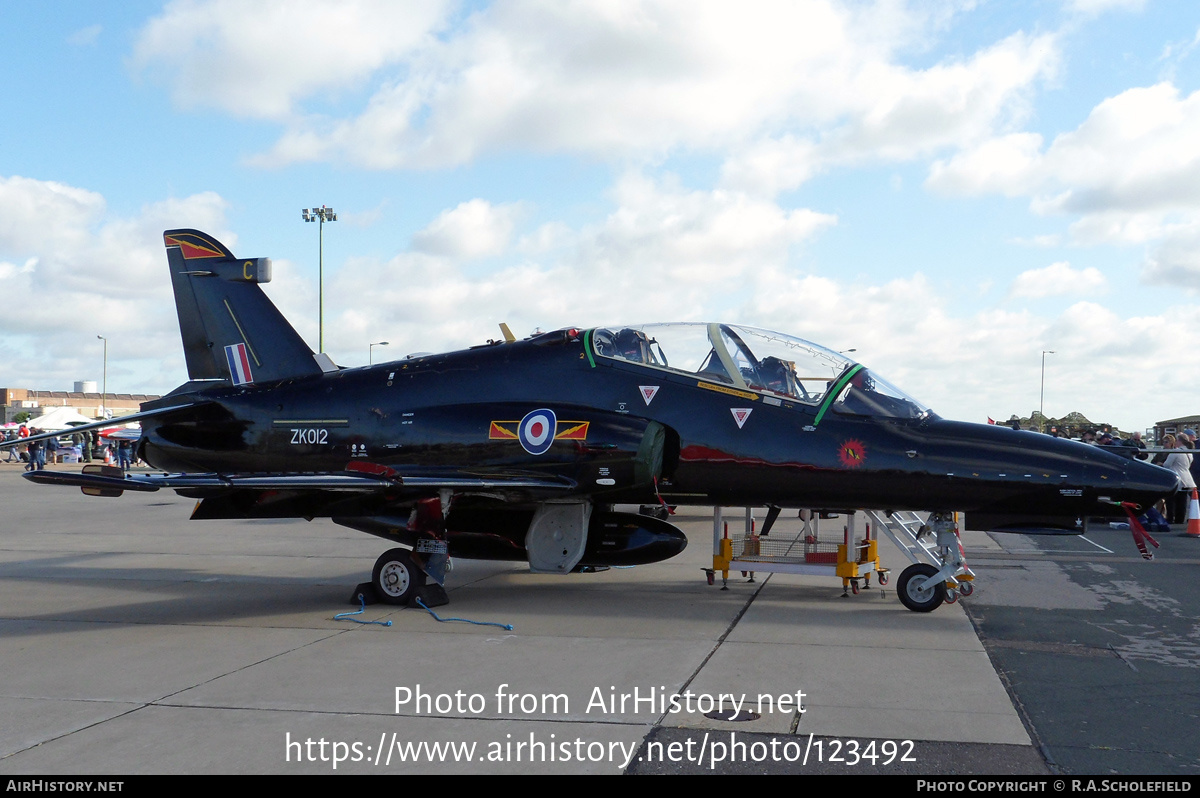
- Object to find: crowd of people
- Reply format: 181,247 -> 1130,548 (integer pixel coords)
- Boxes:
2,425 -> 136,472
1153,429 -> 1198,524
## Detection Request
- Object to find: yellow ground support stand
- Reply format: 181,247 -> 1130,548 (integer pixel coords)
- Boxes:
706,507 -> 889,596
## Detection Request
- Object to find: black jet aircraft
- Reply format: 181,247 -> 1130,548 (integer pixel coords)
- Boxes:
9,229 -> 1179,611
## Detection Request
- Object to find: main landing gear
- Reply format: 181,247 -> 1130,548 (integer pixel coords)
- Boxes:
371,548 -> 427,606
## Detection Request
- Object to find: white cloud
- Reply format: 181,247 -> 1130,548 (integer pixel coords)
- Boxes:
1037,84 -> 1200,219
1009,261 -> 1107,299
0,176 -> 106,256
1142,224 -> 1200,290
131,0 -> 452,120
928,82 -> 1200,299
294,171 -> 836,361
926,132 -> 1044,196
412,199 -> 524,260
0,176 -> 231,392
928,84 -> 1200,239
136,1 -> 1055,178
738,266 -> 1196,428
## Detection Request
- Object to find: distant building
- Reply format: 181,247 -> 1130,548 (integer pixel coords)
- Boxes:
2,387 -> 160,424
1153,415 -> 1200,444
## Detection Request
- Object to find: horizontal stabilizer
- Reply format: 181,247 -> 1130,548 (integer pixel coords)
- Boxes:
0,403 -> 203,449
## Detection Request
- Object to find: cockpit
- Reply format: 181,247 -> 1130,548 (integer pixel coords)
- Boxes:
591,323 -> 933,421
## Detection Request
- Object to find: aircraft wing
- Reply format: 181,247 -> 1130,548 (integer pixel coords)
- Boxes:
23,466 -> 578,495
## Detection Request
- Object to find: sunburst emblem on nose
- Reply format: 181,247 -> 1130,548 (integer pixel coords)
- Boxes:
839,439 -> 866,468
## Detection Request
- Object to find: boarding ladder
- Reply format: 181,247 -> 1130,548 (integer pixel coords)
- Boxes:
863,510 -> 976,599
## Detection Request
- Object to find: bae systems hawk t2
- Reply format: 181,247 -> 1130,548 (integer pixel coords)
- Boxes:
11,229 -> 1179,612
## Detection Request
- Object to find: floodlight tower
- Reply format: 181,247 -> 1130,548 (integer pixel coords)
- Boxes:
97,335 -> 107,419
302,205 -> 337,353
1040,350 -> 1055,432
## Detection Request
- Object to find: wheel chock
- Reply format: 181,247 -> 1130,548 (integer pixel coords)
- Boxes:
409,583 -> 449,609
350,582 -> 380,605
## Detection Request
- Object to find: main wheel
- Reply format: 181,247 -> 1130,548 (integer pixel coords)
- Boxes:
372,548 -> 426,605
896,563 -> 945,613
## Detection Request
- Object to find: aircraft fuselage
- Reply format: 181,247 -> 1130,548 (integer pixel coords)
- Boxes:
138,329 -> 1176,531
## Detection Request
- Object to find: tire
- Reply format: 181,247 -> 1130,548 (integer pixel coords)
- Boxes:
372,548 -> 426,605
896,563 -> 945,613
639,504 -> 671,521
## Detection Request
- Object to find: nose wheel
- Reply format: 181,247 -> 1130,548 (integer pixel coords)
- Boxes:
896,563 -> 945,613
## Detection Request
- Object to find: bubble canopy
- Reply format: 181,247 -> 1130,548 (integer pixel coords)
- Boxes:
590,323 -> 933,421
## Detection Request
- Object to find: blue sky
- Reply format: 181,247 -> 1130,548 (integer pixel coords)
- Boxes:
2,0 -> 1199,431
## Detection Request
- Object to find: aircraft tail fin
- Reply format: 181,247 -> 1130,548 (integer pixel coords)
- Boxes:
163,229 -> 330,385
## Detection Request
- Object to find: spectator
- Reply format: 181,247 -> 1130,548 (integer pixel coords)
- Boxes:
1153,434 -> 1173,466
1128,431 -> 1148,460
25,433 -> 45,472
117,439 -> 133,472
1165,435 -> 1195,524
4,430 -> 20,462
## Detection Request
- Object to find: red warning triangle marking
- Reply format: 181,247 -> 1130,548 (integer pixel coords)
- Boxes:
731,408 -> 752,429
639,385 -> 659,405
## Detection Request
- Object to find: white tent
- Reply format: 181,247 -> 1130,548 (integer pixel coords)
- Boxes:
30,407 -> 96,431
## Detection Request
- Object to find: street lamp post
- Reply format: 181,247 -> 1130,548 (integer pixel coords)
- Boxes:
97,335 -> 107,419
1040,350 -> 1055,432
369,341 -> 389,365
302,205 -> 337,353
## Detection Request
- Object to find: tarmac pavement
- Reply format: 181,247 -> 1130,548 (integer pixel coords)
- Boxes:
962,523 -> 1200,775
0,463 -> 1058,774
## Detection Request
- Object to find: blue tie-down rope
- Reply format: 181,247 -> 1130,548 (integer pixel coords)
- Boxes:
417,597 -> 513,630
334,594 -> 393,626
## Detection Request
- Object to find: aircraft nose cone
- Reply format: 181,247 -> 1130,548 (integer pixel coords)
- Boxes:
1124,457 -> 1181,501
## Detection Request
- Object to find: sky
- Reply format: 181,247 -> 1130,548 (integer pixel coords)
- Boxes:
2,0 -> 1199,432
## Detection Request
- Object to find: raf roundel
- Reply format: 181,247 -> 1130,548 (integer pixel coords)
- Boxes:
518,408 -> 557,456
